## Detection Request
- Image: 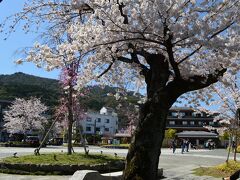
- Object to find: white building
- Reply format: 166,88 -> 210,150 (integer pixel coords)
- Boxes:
78,107 -> 118,137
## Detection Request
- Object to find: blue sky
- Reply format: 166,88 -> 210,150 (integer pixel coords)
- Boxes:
0,0 -> 59,79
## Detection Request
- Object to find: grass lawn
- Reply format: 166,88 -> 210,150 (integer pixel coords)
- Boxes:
1,153 -> 124,165
193,160 -> 240,178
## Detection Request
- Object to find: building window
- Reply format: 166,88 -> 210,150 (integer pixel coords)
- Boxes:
86,127 -> 91,131
86,117 -> 92,122
105,119 -> 110,123
178,112 -> 185,118
169,121 -> 175,125
182,121 -> 188,125
105,128 -> 109,132
196,113 -> 202,117
172,112 -> 178,117
96,127 -> 100,132
185,112 -> 192,116
193,112 -> 202,117
190,121 -> 195,125
198,121 -> 203,125
97,118 -> 101,122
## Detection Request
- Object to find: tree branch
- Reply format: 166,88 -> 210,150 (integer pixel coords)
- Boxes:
209,21 -> 235,39
117,56 -> 133,63
178,45 -> 202,64
118,2 -> 128,24
177,22 -> 235,64
94,37 -> 164,47
165,68 -> 227,102
116,49 -> 149,78
97,59 -> 115,78
184,68 -> 227,92
164,25 -> 181,78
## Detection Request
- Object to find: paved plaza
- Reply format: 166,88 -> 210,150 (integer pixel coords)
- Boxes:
0,146 -> 238,179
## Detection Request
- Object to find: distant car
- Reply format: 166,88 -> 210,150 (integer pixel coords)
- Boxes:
25,136 -> 40,147
47,138 -> 63,146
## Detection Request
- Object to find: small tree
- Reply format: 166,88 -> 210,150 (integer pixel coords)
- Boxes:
165,128 -> 177,147
59,65 -> 88,155
14,28 -> 88,155
165,128 -> 177,140
220,131 -> 230,142
4,97 -> 48,137
199,72 -> 240,162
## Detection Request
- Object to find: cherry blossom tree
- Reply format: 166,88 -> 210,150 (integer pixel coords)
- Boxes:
4,97 -> 48,137
16,23 -> 88,154
1,0 -> 240,179
197,72 -> 240,162
34,57 -> 87,155
59,68 -> 88,155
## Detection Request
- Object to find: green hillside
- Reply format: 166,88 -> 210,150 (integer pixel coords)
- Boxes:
0,72 -> 140,128
0,72 -> 60,107
82,85 -> 140,110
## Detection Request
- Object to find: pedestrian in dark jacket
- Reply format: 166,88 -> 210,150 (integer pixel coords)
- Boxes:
186,139 -> 190,152
172,139 -> 176,153
181,139 -> 185,154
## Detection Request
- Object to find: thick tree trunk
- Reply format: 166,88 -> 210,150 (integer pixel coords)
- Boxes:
122,48 -> 226,179
123,96 -> 175,180
123,108 -> 165,179
123,54 -> 179,180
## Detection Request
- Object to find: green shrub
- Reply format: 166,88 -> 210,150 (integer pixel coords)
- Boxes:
237,145 -> 240,153
193,160 -> 240,178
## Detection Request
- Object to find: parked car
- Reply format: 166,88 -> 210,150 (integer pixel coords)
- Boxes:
47,138 -> 63,146
25,136 -> 40,147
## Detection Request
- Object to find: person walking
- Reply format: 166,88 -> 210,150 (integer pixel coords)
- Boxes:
172,139 -> 176,153
181,139 -> 185,154
186,139 -> 190,152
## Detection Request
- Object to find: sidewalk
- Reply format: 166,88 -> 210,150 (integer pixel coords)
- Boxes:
0,174 -> 70,180
0,148 -> 233,179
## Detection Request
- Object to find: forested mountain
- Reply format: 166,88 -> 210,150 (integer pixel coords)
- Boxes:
0,72 -> 141,128
0,72 -> 60,107
0,72 -> 59,89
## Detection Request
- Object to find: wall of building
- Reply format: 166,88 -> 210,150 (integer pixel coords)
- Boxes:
166,107 -> 219,132
77,107 -> 118,137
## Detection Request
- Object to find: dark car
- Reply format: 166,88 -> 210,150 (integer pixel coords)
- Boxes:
25,136 -> 40,147
47,138 -> 63,146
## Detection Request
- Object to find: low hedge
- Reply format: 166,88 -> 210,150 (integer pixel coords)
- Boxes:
0,153 -> 125,175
